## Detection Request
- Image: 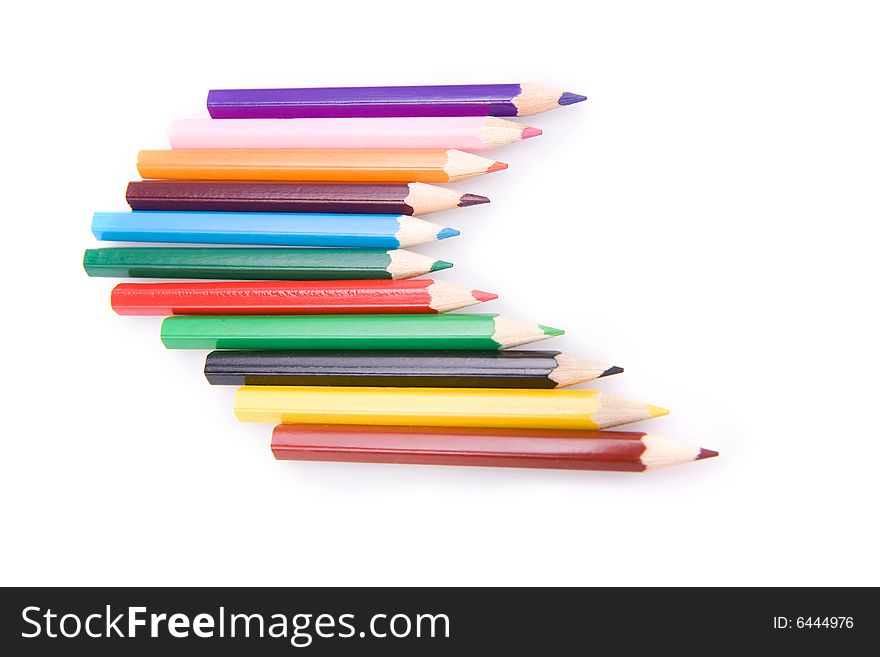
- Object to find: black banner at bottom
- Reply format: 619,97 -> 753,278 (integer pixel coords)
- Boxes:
0,587 -> 872,654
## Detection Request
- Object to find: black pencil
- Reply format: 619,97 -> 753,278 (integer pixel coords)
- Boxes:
204,350 -> 622,388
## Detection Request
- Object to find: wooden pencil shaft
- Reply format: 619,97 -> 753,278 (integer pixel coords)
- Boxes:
83,247 -> 448,281
136,149 -> 504,183
206,350 -> 569,387
271,425 -> 651,471
125,180 -> 484,215
234,386 -> 664,430
161,314 -> 561,350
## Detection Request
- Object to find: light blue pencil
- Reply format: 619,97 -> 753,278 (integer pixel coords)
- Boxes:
90,211 -> 459,248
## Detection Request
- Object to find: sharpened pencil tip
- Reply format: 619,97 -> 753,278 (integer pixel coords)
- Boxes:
458,193 -> 490,208
558,92 -> 587,106
430,260 -> 453,272
599,365 -> 624,378
487,161 -> 508,173
436,227 -> 460,240
539,324 -> 565,337
647,405 -> 669,418
471,290 -> 498,303
521,126 -> 543,139
697,448 -> 719,461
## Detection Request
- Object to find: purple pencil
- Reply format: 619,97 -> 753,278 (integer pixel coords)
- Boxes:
207,83 -> 587,119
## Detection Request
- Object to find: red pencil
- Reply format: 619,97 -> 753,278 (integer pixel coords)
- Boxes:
111,280 -> 497,316
271,425 -> 719,472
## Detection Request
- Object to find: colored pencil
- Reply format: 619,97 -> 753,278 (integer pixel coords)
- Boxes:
234,386 -> 667,430
137,149 -> 506,183
169,117 -> 541,150
82,247 -> 451,280
207,83 -> 587,118
125,181 -> 488,215
90,212 -> 458,248
204,350 -> 622,388
271,425 -> 717,472
160,314 -> 564,350
111,280 -> 496,316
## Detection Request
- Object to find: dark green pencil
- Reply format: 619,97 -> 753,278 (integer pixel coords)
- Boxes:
82,247 -> 450,280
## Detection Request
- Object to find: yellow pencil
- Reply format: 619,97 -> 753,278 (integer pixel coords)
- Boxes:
233,386 -> 668,430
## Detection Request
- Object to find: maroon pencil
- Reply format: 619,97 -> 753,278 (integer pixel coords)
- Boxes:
126,180 -> 488,215
271,425 -> 718,472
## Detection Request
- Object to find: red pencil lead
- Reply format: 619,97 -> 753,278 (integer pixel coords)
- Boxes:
471,290 -> 499,303
697,448 -> 719,461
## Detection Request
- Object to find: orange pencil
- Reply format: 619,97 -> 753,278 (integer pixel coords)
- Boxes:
137,149 -> 507,183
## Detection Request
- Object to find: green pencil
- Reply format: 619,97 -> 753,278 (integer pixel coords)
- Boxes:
160,314 -> 564,350
82,247 -> 450,280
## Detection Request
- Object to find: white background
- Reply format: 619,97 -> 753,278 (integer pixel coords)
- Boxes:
1,1 -> 878,586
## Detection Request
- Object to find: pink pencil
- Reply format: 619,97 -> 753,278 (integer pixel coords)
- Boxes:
168,117 -> 541,150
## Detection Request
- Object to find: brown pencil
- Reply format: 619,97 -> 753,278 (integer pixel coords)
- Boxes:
126,180 -> 489,215
271,425 -> 718,472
